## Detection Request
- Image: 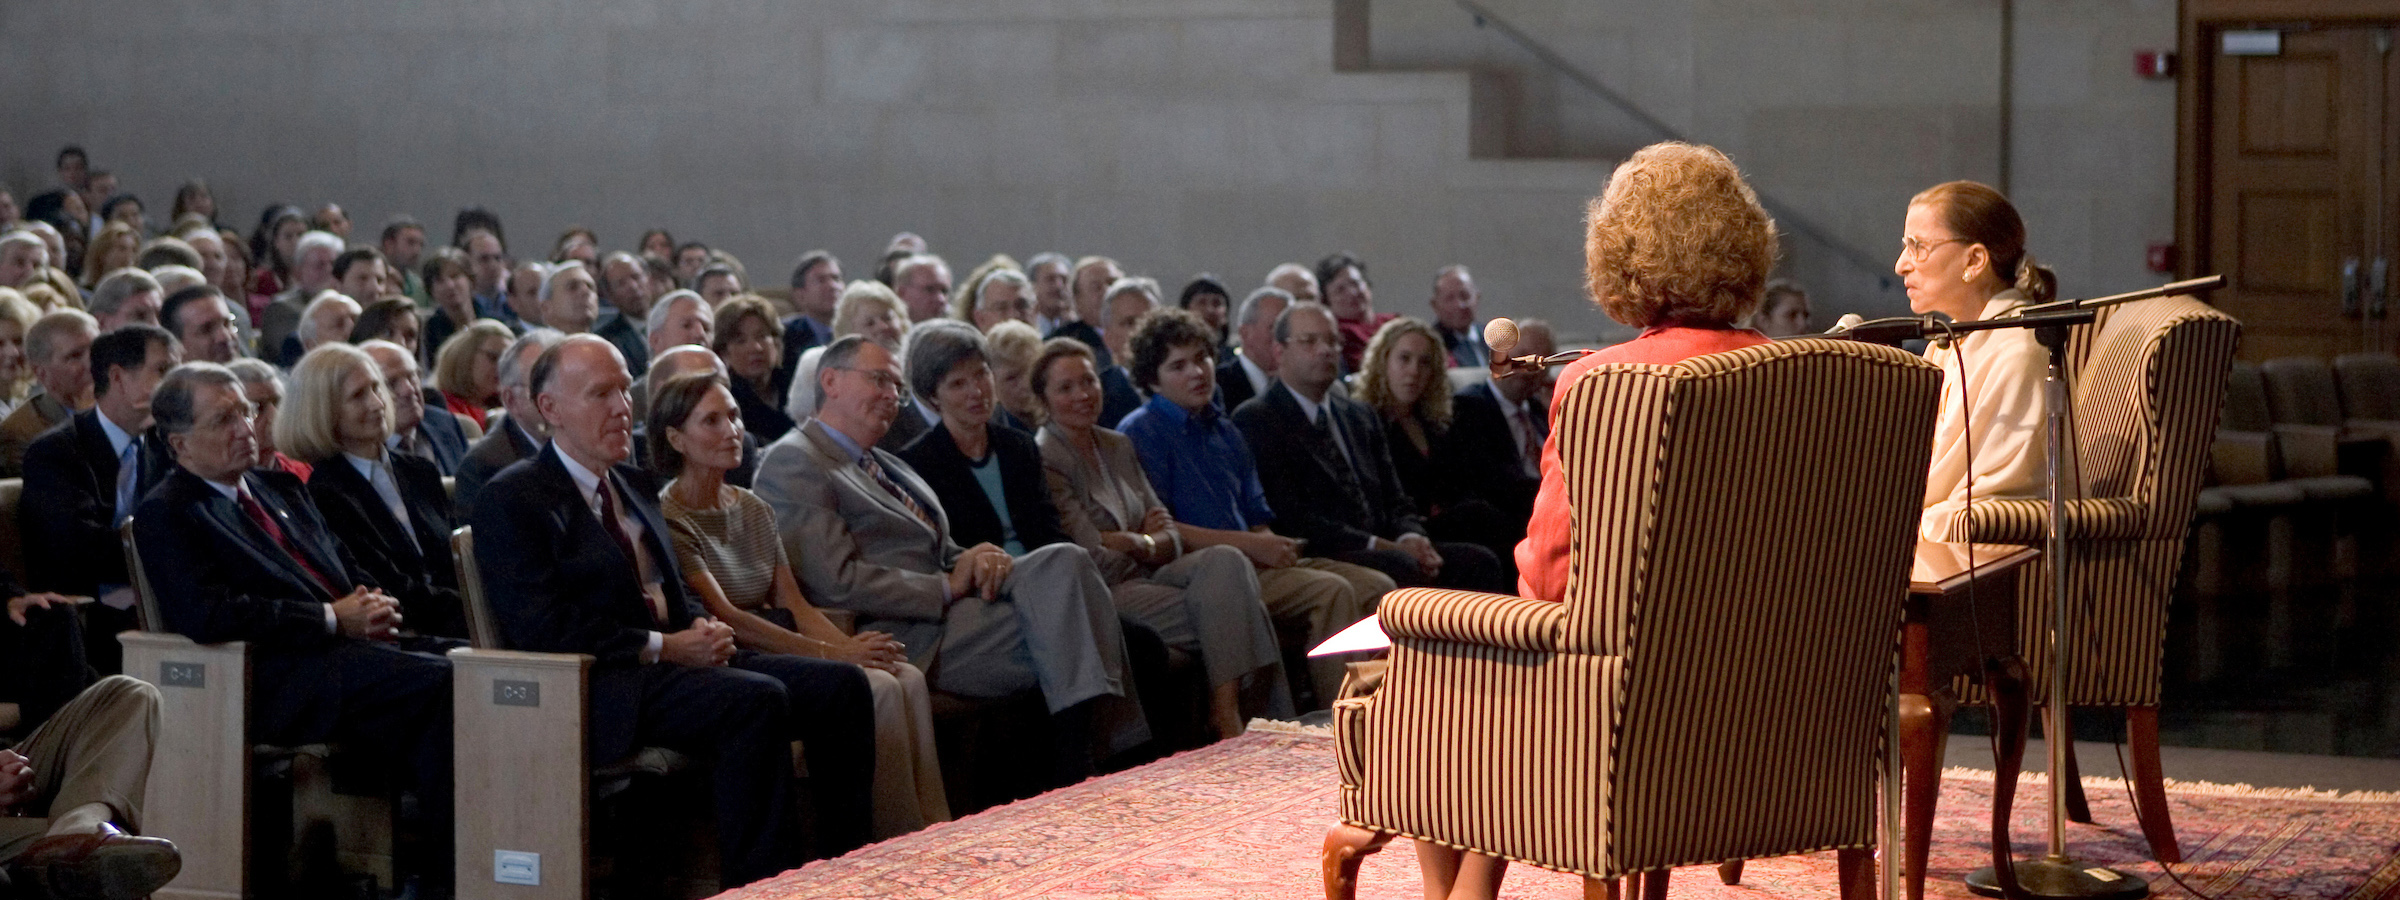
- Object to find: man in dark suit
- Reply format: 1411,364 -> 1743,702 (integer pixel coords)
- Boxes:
1232,303 -> 1507,593
1213,286 -> 1289,412
592,252 -> 653,378
470,335 -> 873,879
133,362 -> 454,896
20,325 -> 181,676
362,341 -> 472,475
1095,278 -> 1158,427
1449,375 -> 1547,523
451,328 -> 563,519
772,251 -> 842,404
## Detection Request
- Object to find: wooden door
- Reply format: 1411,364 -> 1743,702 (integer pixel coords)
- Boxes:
2195,24 -> 2398,360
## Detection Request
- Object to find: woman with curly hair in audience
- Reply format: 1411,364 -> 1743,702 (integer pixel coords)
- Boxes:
1354,315 -> 1522,583
648,369 -> 949,838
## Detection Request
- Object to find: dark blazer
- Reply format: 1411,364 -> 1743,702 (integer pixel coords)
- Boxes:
20,409 -> 173,597
1215,357 -> 1260,412
451,418 -> 540,520
306,453 -> 468,639
877,397 -> 934,455
595,312 -> 649,379
732,375 -> 796,445
1100,365 -> 1143,430
1447,381 -> 1545,516
409,406 -> 473,476
468,443 -> 703,669
1231,381 -> 1427,555
773,315 -> 831,408
898,422 -> 1071,553
134,468 -> 370,650
1048,319 -> 1111,368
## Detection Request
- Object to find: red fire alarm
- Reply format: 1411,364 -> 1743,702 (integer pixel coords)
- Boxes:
2135,51 -> 2175,79
2147,242 -> 2176,274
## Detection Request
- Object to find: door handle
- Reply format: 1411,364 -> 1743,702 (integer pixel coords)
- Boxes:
2371,257 -> 2389,320
2343,258 -> 2362,318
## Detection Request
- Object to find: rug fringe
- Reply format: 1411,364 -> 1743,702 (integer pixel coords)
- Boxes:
1245,718 -> 1334,737
1939,765 -> 2400,804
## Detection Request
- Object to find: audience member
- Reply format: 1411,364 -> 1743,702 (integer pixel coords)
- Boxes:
0,292 -> 35,418
775,251 -> 842,402
172,179 -> 218,228
133,237 -> 200,272
629,290 -> 712,421
227,358 -> 313,480
1113,310 -> 1385,705
712,295 -> 794,443
638,229 -> 675,261
147,265 -> 206,300
362,340 -> 473,476
470,335 -> 876,873
20,323 -> 180,675
782,280 -> 908,424
257,230 -> 342,360
631,345 -> 760,489
1428,264 -> 1486,367
1061,257 -> 1120,364
419,247 -> 477,364
1314,253 -> 1392,374
312,203 -> 352,239
891,254 -> 952,324
87,269 -> 163,333
350,297 -> 422,355
333,248 -> 391,310
0,232 -> 45,289
450,328 -> 563,519
0,617 -> 176,900
672,242 -> 711,286
982,320 -> 1044,432
462,228 -> 509,323
283,344 -> 469,640
1094,277 -> 1157,427
178,227 -> 230,293
135,361 -> 455,894
1176,275 -> 1233,355
1233,301 -> 1506,592
290,291 -> 361,366
1355,317 -> 1525,582
99,196 -> 144,236
79,225 -> 139,291
1446,342 -> 1545,527
755,335 -> 1148,779
694,263 -> 743,307
965,267 -> 1035,333
246,205 -> 309,310
548,226 -> 598,268
449,207 -> 506,254
0,186 -> 14,229
1025,252 -> 1074,337
160,285 -> 241,364
380,216 -> 430,304
21,147 -> 87,228
431,320 -> 514,429
1218,286 -> 1289,410
0,310 -> 97,475
210,226 -> 252,304
504,261 -> 548,331
536,260 -> 600,336
1264,262 -> 1319,304
647,371 -> 947,838
593,251 -> 652,376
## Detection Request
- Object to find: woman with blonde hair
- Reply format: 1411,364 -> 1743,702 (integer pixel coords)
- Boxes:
982,319 -> 1044,431
1897,180 -> 2056,540
431,319 -> 515,428
79,222 -> 140,289
648,370 -> 948,838
0,289 -> 41,418
1355,315 -> 1521,578
782,279 -> 911,422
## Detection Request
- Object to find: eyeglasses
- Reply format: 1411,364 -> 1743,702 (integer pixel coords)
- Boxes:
1900,236 -> 1969,261
827,366 -> 904,392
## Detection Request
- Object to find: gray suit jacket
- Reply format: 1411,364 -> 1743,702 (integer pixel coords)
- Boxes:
752,418 -> 962,634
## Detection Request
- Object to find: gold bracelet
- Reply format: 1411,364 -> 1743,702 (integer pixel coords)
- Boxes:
1137,533 -> 1157,557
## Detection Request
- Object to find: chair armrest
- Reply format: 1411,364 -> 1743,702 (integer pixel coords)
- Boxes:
1379,588 -> 1565,653
2273,423 -> 2345,478
2210,430 -> 2276,485
1961,497 -> 2148,543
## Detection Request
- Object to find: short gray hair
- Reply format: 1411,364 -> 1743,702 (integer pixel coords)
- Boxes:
499,327 -> 566,392
814,334 -> 872,412
976,267 -> 1031,308
645,289 -> 708,334
295,230 -> 344,265
1024,252 -> 1070,279
539,259 -> 589,303
893,253 -> 947,286
1,230 -> 49,262
225,357 -> 281,386
1100,276 -> 1162,335
903,319 -> 988,404
1273,300 -> 1337,344
1236,286 -> 1294,329
26,309 -> 97,365
152,362 -> 244,437
89,268 -> 162,319
295,291 -> 361,345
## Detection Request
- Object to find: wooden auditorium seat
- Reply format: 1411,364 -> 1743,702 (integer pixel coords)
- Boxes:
447,525 -> 696,900
0,479 -> 23,580
1322,339 -> 1943,900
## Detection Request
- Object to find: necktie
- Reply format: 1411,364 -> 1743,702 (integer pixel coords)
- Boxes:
1314,407 -> 1357,475
594,480 -> 666,624
861,456 -> 936,532
239,486 -> 337,596
1508,401 -> 1540,477
113,439 -> 139,525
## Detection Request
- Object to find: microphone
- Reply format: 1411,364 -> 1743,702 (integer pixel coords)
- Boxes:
1483,317 -> 1593,369
1832,313 -> 1866,332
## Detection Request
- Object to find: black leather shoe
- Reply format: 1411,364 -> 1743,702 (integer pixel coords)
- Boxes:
8,823 -> 181,900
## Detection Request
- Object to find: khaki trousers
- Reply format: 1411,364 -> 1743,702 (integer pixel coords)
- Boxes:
1259,558 -> 1394,708
0,675 -> 161,862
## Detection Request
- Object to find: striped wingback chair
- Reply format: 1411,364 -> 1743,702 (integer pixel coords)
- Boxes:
1956,295 -> 2240,863
1323,339 -> 1942,900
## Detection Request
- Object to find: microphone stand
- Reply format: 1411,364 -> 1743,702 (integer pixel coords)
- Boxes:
1825,306 -> 2149,900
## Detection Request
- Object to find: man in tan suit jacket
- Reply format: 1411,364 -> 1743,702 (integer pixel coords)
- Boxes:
0,310 -> 98,477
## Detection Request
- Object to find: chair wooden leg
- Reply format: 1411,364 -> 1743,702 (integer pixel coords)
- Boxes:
1639,868 -> 1668,900
1322,823 -> 1394,900
1716,859 -> 1744,884
2126,706 -> 2183,863
2054,706 -> 2093,824
1837,847 -> 1876,900
1583,875 -> 1620,900
1900,691 -> 1951,900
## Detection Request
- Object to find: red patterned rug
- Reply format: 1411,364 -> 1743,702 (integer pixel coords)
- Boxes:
719,724 -> 2400,899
